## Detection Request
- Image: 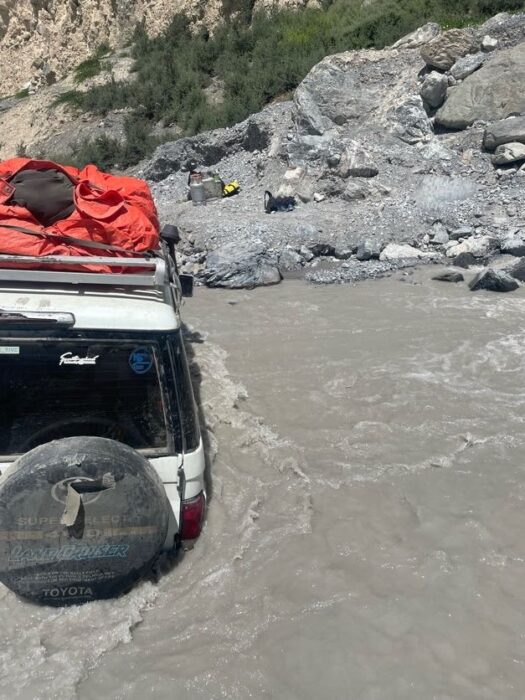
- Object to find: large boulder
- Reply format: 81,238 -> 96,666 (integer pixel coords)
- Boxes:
421,28 -> 479,71
484,115 -> 525,150
469,268 -> 519,292
492,141 -> 525,165
420,71 -> 448,109
293,57 -> 377,135
202,241 -> 281,289
435,44 -> 525,129
292,48 -> 430,143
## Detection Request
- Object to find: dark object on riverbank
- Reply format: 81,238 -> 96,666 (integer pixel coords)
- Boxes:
433,271 -> 464,282
264,191 -> 296,214
469,268 -> 519,292
452,252 -> 484,268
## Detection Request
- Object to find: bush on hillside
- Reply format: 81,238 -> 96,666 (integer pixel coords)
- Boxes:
74,42 -> 111,83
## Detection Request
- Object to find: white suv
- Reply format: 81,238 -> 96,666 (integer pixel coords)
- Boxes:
0,230 -> 206,604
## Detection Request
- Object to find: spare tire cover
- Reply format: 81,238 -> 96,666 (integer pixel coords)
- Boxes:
0,437 -> 169,605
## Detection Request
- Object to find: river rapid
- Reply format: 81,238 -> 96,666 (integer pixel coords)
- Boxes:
1,270 -> 525,699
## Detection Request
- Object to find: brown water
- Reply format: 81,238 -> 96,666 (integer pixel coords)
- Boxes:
2,272 -> 525,699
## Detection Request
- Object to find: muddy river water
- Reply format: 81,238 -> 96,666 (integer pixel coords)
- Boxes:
1,270 -> 525,699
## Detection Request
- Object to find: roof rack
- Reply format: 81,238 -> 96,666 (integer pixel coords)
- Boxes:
0,255 -> 168,288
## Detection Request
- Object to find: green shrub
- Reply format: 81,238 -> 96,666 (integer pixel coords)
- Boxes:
53,90 -> 85,109
74,42 -> 112,83
15,88 -> 30,99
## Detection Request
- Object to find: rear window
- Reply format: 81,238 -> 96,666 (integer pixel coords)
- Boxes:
0,341 -> 168,456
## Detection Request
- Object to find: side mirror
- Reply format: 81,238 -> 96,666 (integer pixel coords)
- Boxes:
180,274 -> 194,298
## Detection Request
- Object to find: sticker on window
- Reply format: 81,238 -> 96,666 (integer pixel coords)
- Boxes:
59,352 -> 99,366
129,348 -> 154,375
0,346 -> 20,355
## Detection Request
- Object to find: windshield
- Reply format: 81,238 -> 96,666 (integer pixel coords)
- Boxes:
0,340 -> 168,456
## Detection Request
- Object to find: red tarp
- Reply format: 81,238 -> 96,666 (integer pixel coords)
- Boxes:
0,158 -> 160,273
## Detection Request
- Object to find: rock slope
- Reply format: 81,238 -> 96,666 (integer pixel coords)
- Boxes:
142,12 -> 525,290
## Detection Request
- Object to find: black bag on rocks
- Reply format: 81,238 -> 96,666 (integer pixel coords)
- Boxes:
264,190 -> 296,214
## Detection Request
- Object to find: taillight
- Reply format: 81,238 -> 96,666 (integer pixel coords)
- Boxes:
180,491 -> 206,540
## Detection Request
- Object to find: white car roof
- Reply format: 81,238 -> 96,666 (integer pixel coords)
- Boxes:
0,284 -> 180,332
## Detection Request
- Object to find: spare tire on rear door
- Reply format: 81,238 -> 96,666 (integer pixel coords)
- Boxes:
0,437 -> 170,605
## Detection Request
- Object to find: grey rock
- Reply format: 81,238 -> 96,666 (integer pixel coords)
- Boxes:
432,271 -> 464,282
293,56 -> 384,135
482,35 -> 498,52
446,235 -> 498,258
142,105 -> 282,181
450,52 -> 485,81
430,222 -> 449,245
202,241 -> 281,289
341,180 -> 370,201
500,235 -> 525,256
420,71 -> 448,109
391,96 -> 433,144
469,268 -> 519,292
338,141 -> 378,178
492,142 -> 525,165
380,243 -> 435,261
279,247 -> 305,271
356,239 -> 382,261
334,246 -> 355,260
421,28 -> 479,71
319,175 -> 345,198
504,257 -> 525,281
392,22 -> 441,49
278,166 -> 316,202
453,252 -> 483,268
299,245 -> 315,262
449,226 -> 474,240
435,44 -> 525,129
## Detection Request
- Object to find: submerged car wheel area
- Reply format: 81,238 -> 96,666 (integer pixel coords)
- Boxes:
0,242 -> 206,605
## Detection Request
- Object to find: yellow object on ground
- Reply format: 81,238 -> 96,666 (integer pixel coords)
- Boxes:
223,180 -> 240,197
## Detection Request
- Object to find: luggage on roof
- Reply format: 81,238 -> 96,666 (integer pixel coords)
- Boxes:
0,158 -> 160,273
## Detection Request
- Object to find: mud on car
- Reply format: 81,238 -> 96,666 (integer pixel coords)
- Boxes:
0,241 -> 206,605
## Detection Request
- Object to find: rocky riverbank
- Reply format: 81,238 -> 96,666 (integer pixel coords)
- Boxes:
140,11 -> 525,292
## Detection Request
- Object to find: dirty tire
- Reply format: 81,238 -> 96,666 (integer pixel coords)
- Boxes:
0,437 -> 169,606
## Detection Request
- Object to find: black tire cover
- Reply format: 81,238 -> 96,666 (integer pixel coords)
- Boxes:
0,437 -> 169,605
